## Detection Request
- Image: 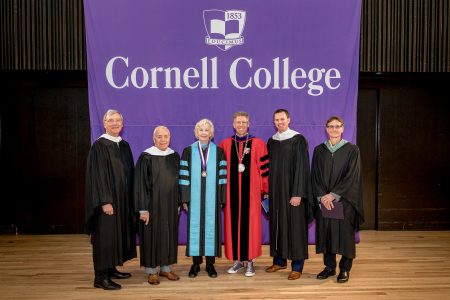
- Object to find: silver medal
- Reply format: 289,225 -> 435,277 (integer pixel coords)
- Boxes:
234,134 -> 249,174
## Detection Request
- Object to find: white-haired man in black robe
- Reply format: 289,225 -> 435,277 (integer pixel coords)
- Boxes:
85,109 -> 137,290
134,126 -> 180,285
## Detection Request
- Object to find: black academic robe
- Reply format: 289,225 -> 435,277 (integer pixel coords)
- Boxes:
179,142 -> 227,257
134,152 -> 180,268
267,134 -> 313,261
311,142 -> 364,258
85,137 -> 137,271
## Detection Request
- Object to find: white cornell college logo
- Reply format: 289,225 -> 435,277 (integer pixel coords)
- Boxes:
203,9 -> 246,51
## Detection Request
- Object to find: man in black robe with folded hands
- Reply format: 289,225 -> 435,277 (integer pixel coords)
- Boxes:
85,109 -> 137,290
311,116 -> 364,283
134,126 -> 180,285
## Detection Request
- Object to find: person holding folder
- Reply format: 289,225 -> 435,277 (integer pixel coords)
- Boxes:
311,116 -> 364,283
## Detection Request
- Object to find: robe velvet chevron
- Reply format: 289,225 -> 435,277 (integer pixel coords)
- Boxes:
220,136 -> 269,261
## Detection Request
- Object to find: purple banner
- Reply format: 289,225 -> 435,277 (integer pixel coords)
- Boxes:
84,0 -> 362,244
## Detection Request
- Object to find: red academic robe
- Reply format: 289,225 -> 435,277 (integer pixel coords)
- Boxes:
220,135 -> 269,261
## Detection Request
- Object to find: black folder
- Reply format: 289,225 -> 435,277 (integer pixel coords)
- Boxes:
320,201 -> 344,219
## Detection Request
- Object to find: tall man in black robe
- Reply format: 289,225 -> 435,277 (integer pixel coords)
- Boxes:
85,109 -> 137,290
266,109 -> 313,280
312,116 -> 364,283
134,126 -> 180,285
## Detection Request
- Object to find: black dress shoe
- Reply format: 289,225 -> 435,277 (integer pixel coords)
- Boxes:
94,278 -> 121,290
206,264 -> 217,278
108,268 -> 132,279
337,271 -> 349,283
316,267 -> 336,279
188,264 -> 201,278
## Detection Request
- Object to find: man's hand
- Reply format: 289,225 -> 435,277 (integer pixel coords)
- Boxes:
140,211 -> 150,225
102,203 -> 114,215
320,194 -> 335,210
289,196 -> 302,206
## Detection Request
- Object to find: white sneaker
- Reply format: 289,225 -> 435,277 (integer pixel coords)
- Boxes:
227,261 -> 244,274
245,261 -> 255,277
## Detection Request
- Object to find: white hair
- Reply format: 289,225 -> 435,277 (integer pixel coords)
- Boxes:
153,126 -> 170,138
194,118 -> 214,139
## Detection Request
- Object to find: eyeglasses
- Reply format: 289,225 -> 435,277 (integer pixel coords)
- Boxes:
326,125 -> 343,129
106,119 -> 123,124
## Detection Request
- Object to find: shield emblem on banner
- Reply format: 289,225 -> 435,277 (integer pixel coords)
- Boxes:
203,9 -> 246,51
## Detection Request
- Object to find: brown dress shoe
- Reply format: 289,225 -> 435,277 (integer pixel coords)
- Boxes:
148,273 -> 160,285
160,271 -> 180,281
288,271 -> 302,280
265,264 -> 287,273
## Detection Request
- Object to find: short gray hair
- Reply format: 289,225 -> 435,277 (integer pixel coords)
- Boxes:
103,109 -> 123,122
194,118 -> 215,139
153,126 -> 170,138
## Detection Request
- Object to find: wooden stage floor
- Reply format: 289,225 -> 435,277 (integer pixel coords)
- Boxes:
1,231 -> 450,300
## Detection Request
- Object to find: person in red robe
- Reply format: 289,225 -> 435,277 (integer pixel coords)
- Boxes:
220,111 -> 269,277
